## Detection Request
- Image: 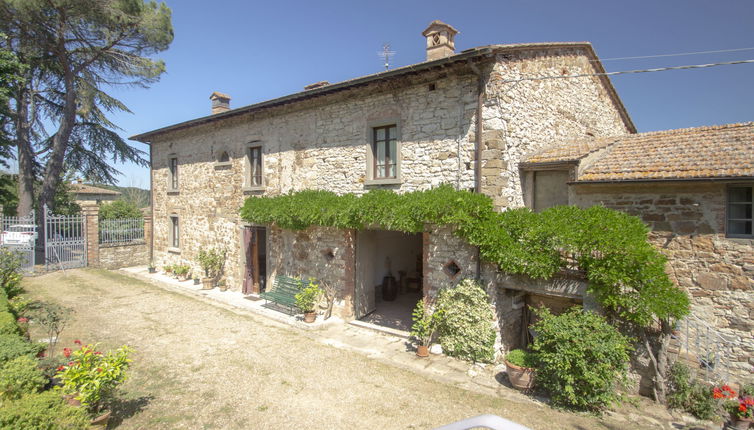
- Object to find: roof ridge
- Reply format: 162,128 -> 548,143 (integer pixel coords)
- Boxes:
630,122 -> 754,138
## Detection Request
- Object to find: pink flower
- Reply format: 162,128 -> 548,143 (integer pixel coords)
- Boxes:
17,317 -> 28,323
56,365 -> 65,371
63,348 -> 72,358
73,339 -> 81,345
94,351 -> 102,355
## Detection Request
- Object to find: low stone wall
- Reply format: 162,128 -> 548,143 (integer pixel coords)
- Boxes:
98,242 -> 149,270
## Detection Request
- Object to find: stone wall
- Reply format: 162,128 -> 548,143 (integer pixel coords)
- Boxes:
266,226 -> 354,318
99,242 -> 149,270
571,182 -> 754,380
480,48 -> 631,209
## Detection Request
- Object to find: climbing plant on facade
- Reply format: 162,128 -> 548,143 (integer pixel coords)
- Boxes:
240,185 -> 690,401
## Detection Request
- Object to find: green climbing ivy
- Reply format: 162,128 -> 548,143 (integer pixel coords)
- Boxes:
239,185 -> 689,327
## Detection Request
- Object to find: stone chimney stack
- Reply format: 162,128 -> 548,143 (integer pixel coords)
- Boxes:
210,91 -> 231,114
422,20 -> 459,61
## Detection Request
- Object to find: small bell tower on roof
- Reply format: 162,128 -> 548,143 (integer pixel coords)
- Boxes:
422,20 -> 459,61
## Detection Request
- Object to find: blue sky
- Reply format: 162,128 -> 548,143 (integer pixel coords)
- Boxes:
106,0 -> 754,188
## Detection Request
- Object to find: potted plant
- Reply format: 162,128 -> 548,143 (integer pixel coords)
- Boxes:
173,264 -> 190,281
163,264 -> 173,275
147,262 -> 156,274
714,385 -> 754,429
410,298 -> 438,358
218,279 -> 227,292
193,276 -> 200,285
294,279 -> 321,323
56,343 -> 133,427
504,349 -> 537,391
197,247 -> 226,289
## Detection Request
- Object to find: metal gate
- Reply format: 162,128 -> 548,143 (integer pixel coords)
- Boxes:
0,210 -> 37,271
44,205 -> 86,270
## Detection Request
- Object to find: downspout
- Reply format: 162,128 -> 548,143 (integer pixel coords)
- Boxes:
469,61 -> 484,194
468,61 -> 485,279
148,142 -> 154,263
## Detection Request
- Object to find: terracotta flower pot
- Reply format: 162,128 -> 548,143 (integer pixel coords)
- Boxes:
201,278 -> 214,290
505,360 -> 535,391
730,417 -> 753,430
90,410 -> 112,428
303,311 -> 316,323
416,345 -> 429,357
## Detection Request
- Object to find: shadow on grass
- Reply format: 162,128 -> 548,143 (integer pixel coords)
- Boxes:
107,394 -> 154,428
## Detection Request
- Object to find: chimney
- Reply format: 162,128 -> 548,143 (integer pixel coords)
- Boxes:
422,20 -> 459,61
210,91 -> 231,114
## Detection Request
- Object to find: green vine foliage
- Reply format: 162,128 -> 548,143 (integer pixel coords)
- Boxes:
240,185 -> 690,327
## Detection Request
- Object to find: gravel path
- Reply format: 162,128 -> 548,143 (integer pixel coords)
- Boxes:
22,269 -> 688,430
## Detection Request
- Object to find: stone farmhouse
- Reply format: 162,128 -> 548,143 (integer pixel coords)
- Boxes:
132,21 -> 752,382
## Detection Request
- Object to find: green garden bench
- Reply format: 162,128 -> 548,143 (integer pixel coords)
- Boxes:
260,275 -> 303,314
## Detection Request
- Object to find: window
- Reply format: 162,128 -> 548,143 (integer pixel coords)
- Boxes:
727,186 -> 753,238
246,145 -> 263,187
168,157 -> 178,190
169,215 -> 179,249
218,151 -> 230,163
372,125 -> 397,179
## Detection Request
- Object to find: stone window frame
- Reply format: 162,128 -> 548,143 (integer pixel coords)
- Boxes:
168,214 -> 180,253
167,154 -> 179,193
520,164 -> 576,210
725,183 -> 753,239
365,118 -> 402,186
243,141 -> 265,192
214,148 -> 232,169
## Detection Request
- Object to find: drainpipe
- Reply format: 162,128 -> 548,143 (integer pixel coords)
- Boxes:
468,61 -> 484,194
468,60 -> 485,280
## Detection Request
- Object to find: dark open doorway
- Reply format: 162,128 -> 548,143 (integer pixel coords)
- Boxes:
355,230 -> 423,332
243,226 -> 267,294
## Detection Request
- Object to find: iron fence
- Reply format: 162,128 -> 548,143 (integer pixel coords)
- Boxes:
673,313 -> 740,383
0,211 -> 36,271
99,218 -> 144,244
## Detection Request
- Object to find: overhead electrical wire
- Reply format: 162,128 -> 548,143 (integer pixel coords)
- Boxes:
500,59 -> 754,84
597,47 -> 754,62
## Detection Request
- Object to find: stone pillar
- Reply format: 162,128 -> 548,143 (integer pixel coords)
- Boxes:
142,207 -> 153,262
82,204 -> 100,268
341,229 -> 356,319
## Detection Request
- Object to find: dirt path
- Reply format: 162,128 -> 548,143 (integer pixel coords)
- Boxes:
22,269 -> 682,430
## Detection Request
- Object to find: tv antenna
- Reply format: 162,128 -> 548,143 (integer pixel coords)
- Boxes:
378,43 -> 396,70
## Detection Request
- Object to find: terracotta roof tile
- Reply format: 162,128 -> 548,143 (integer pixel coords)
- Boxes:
69,183 -> 121,195
524,123 -> 754,181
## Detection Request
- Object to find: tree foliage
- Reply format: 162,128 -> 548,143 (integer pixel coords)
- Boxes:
0,0 -> 173,215
99,199 -> 141,220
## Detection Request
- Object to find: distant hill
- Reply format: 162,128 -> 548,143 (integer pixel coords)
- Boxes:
92,184 -> 151,208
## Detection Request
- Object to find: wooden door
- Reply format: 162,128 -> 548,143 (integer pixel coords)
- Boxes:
243,227 -> 267,294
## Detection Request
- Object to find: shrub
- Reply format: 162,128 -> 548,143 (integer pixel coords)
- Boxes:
530,307 -> 632,411
505,349 -> 537,368
57,343 -> 132,414
0,391 -> 90,429
435,279 -> 496,363
0,249 -> 23,299
0,355 -> 47,400
0,334 -> 43,365
410,298 -> 439,347
0,311 -> 19,336
666,362 -> 719,420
